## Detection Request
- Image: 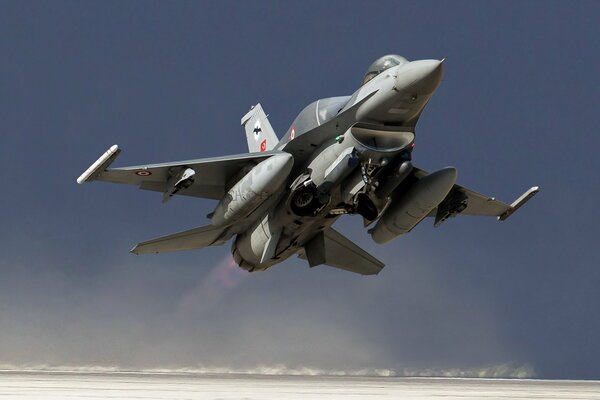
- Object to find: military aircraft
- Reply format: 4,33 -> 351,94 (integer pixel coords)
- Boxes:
78,55 -> 538,275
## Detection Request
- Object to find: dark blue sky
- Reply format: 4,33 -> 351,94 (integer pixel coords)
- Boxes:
0,1 -> 598,379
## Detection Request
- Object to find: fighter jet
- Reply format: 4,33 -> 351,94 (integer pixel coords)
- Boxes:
78,55 -> 538,275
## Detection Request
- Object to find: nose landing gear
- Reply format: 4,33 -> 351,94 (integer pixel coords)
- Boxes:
354,192 -> 378,221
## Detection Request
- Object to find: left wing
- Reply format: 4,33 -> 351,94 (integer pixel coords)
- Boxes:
301,227 -> 384,275
412,167 -> 539,226
77,145 -> 284,200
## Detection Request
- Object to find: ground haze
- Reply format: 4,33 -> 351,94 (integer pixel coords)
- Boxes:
1,372 -> 599,400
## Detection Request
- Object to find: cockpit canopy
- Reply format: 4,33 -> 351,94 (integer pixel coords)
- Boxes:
362,54 -> 409,85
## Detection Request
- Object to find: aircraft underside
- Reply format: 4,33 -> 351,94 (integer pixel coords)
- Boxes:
78,54 -> 538,275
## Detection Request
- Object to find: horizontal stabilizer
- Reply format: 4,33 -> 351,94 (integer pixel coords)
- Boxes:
131,224 -> 229,255
302,227 -> 384,275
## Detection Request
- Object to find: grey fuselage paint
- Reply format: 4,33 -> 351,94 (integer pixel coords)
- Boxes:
229,58 -> 445,271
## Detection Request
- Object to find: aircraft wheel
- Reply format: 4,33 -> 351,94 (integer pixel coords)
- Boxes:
291,187 -> 318,216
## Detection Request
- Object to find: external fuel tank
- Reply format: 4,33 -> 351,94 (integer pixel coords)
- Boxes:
211,153 -> 293,226
370,167 -> 457,244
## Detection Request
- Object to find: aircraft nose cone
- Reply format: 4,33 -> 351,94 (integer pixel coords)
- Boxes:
395,59 -> 443,95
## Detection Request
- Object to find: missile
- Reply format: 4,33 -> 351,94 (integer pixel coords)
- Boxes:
370,167 -> 457,244
211,153 -> 293,226
76,145 -> 121,184
318,147 -> 359,195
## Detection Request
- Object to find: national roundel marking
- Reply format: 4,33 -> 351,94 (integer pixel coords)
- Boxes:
290,128 -> 295,140
135,170 -> 152,176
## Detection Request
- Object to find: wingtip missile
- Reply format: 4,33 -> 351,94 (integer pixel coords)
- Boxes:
77,144 -> 120,184
498,186 -> 540,221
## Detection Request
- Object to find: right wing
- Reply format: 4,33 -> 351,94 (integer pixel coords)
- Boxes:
302,227 -> 384,275
77,145 -> 284,200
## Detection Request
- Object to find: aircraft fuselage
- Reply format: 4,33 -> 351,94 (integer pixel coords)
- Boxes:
79,54 -> 537,275
231,59 -> 444,271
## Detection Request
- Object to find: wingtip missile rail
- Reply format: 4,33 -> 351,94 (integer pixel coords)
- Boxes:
77,144 -> 121,184
498,186 -> 540,221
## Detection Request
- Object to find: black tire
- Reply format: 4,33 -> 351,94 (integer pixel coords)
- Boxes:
291,187 -> 319,216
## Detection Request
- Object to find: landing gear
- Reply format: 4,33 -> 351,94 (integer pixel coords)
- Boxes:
355,193 -> 378,220
294,189 -> 314,208
291,187 -> 321,216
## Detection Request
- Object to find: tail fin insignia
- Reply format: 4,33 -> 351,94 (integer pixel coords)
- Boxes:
241,104 -> 279,153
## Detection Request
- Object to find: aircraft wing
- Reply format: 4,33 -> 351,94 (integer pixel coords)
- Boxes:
131,224 -> 230,254
77,145 -> 284,200
412,167 -> 539,225
301,227 -> 384,275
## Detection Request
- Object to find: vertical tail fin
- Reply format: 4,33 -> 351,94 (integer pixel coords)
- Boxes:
241,103 -> 279,153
